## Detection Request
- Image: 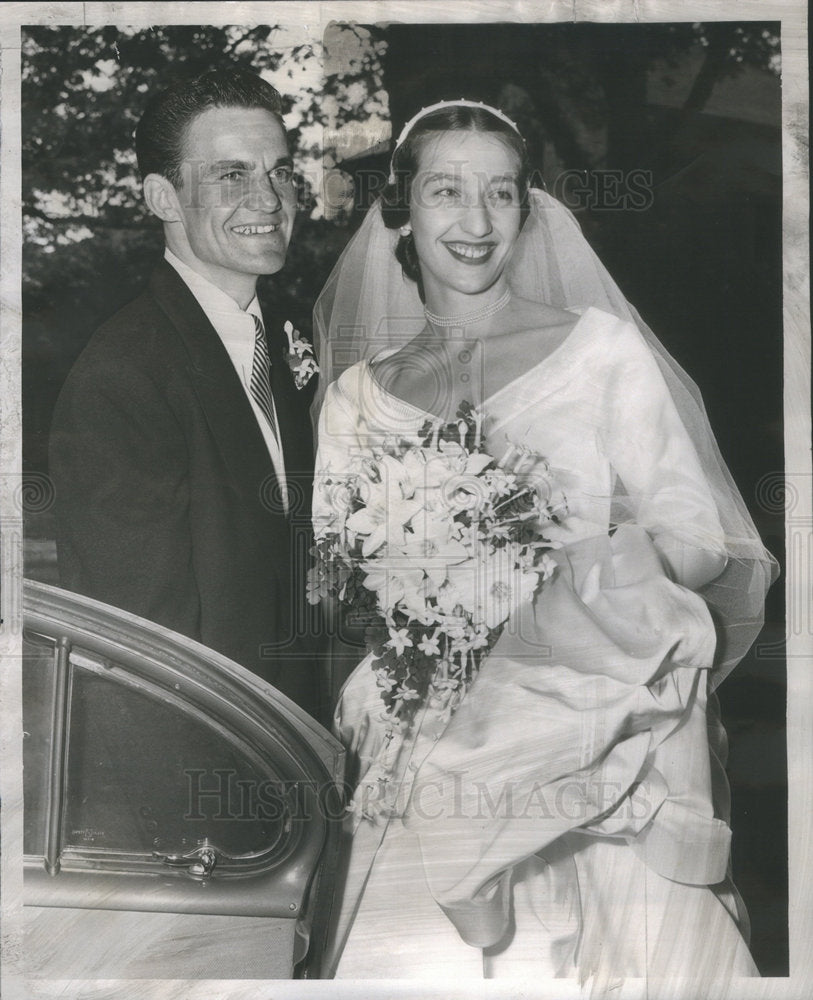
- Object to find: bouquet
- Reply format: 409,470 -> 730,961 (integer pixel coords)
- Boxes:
309,403 -> 567,752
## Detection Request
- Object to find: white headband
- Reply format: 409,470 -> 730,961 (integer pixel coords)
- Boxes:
389,100 -> 523,183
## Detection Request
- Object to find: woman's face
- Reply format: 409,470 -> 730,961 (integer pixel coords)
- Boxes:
408,130 -> 523,306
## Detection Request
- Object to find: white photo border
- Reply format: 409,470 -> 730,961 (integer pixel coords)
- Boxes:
1,2 -> 808,999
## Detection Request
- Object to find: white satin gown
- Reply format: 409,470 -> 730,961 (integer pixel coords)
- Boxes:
313,307 -> 758,984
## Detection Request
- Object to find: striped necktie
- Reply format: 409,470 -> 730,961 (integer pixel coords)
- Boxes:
249,314 -> 278,441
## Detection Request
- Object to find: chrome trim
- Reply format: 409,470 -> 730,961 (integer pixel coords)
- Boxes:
24,862 -> 310,918
43,636 -> 70,876
58,654 -> 304,875
24,581 -> 343,782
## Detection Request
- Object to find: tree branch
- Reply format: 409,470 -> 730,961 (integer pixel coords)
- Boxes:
24,208 -> 153,231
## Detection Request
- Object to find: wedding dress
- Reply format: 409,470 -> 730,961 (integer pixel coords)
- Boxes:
313,306 -> 759,983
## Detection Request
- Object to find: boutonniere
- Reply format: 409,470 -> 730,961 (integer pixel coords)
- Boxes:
283,320 -> 319,390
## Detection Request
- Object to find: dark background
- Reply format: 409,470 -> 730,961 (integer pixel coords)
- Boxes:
21,21 -> 787,974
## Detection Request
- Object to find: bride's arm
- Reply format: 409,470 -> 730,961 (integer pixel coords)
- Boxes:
311,373 -> 362,535
604,322 -> 729,591
654,537 -> 727,590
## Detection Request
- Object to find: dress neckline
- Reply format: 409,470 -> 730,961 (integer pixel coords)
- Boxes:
364,306 -> 598,421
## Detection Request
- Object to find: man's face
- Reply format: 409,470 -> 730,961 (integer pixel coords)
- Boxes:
169,105 -> 296,303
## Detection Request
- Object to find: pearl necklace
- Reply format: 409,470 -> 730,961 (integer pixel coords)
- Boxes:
424,288 -> 511,328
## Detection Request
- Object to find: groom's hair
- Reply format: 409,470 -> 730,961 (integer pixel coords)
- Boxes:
135,68 -> 285,188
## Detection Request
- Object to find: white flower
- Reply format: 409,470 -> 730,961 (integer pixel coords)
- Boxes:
360,567 -> 406,615
387,627 -> 414,657
326,480 -> 354,516
378,710 -> 410,736
444,543 -> 540,629
283,320 -> 313,357
346,451 -> 429,555
378,453 -> 418,498
484,468 -> 518,497
440,472 -> 490,514
398,580 -> 440,625
419,453 -> 464,493
292,339 -> 314,358
537,552 -> 557,582
400,447 -> 431,485
305,566 -> 328,604
363,559 -> 437,624
418,632 -> 442,657
283,321 -> 319,389
470,624 -> 490,650
374,668 -> 398,693
463,451 -> 494,476
347,492 -> 423,557
394,684 -> 421,702
395,519 -> 469,589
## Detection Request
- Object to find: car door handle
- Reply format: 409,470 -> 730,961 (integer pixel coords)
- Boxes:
153,841 -> 219,879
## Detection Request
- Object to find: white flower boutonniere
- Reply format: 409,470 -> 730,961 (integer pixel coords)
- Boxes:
283,320 -> 319,390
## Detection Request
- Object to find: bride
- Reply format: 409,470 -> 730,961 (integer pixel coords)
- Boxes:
311,101 -> 776,983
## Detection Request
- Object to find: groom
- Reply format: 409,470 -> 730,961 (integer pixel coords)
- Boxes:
50,69 -> 323,719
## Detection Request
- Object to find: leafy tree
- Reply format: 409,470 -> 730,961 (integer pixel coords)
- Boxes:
22,23 -> 387,483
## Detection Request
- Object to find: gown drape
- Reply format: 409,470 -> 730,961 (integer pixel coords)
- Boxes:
313,307 -> 758,984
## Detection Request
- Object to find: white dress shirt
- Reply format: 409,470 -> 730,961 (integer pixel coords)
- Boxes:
165,249 -> 288,511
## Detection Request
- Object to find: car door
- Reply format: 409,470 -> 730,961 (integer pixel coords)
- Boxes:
23,580 -> 344,979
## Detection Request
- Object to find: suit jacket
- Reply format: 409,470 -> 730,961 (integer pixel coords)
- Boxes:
50,261 -> 324,719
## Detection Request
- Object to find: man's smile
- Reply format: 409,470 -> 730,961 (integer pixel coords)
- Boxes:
232,223 -> 283,235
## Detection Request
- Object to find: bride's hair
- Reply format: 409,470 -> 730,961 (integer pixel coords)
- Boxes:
380,105 -> 531,296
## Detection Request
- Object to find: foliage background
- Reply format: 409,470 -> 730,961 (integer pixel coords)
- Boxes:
21,20 -> 786,974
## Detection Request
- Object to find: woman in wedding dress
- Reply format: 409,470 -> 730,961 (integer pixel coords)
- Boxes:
311,101 -> 776,984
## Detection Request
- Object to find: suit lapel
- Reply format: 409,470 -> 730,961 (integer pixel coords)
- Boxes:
149,262 -> 279,505
266,329 -> 305,469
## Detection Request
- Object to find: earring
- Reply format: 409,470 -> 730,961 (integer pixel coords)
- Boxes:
399,225 -> 412,237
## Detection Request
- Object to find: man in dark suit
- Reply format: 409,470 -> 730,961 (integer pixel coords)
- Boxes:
50,69 -> 323,719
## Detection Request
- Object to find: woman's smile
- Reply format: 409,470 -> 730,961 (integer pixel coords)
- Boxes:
443,240 -> 497,263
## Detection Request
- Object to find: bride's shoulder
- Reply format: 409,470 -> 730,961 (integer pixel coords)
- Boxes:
508,296 -> 627,334
325,350 -> 410,411
501,298 -> 654,377
320,358 -> 370,414
507,295 -> 576,332
513,297 -> 644,347
330,356 -> 375,395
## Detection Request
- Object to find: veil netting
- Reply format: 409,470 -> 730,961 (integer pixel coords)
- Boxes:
312,187 -> 778,688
